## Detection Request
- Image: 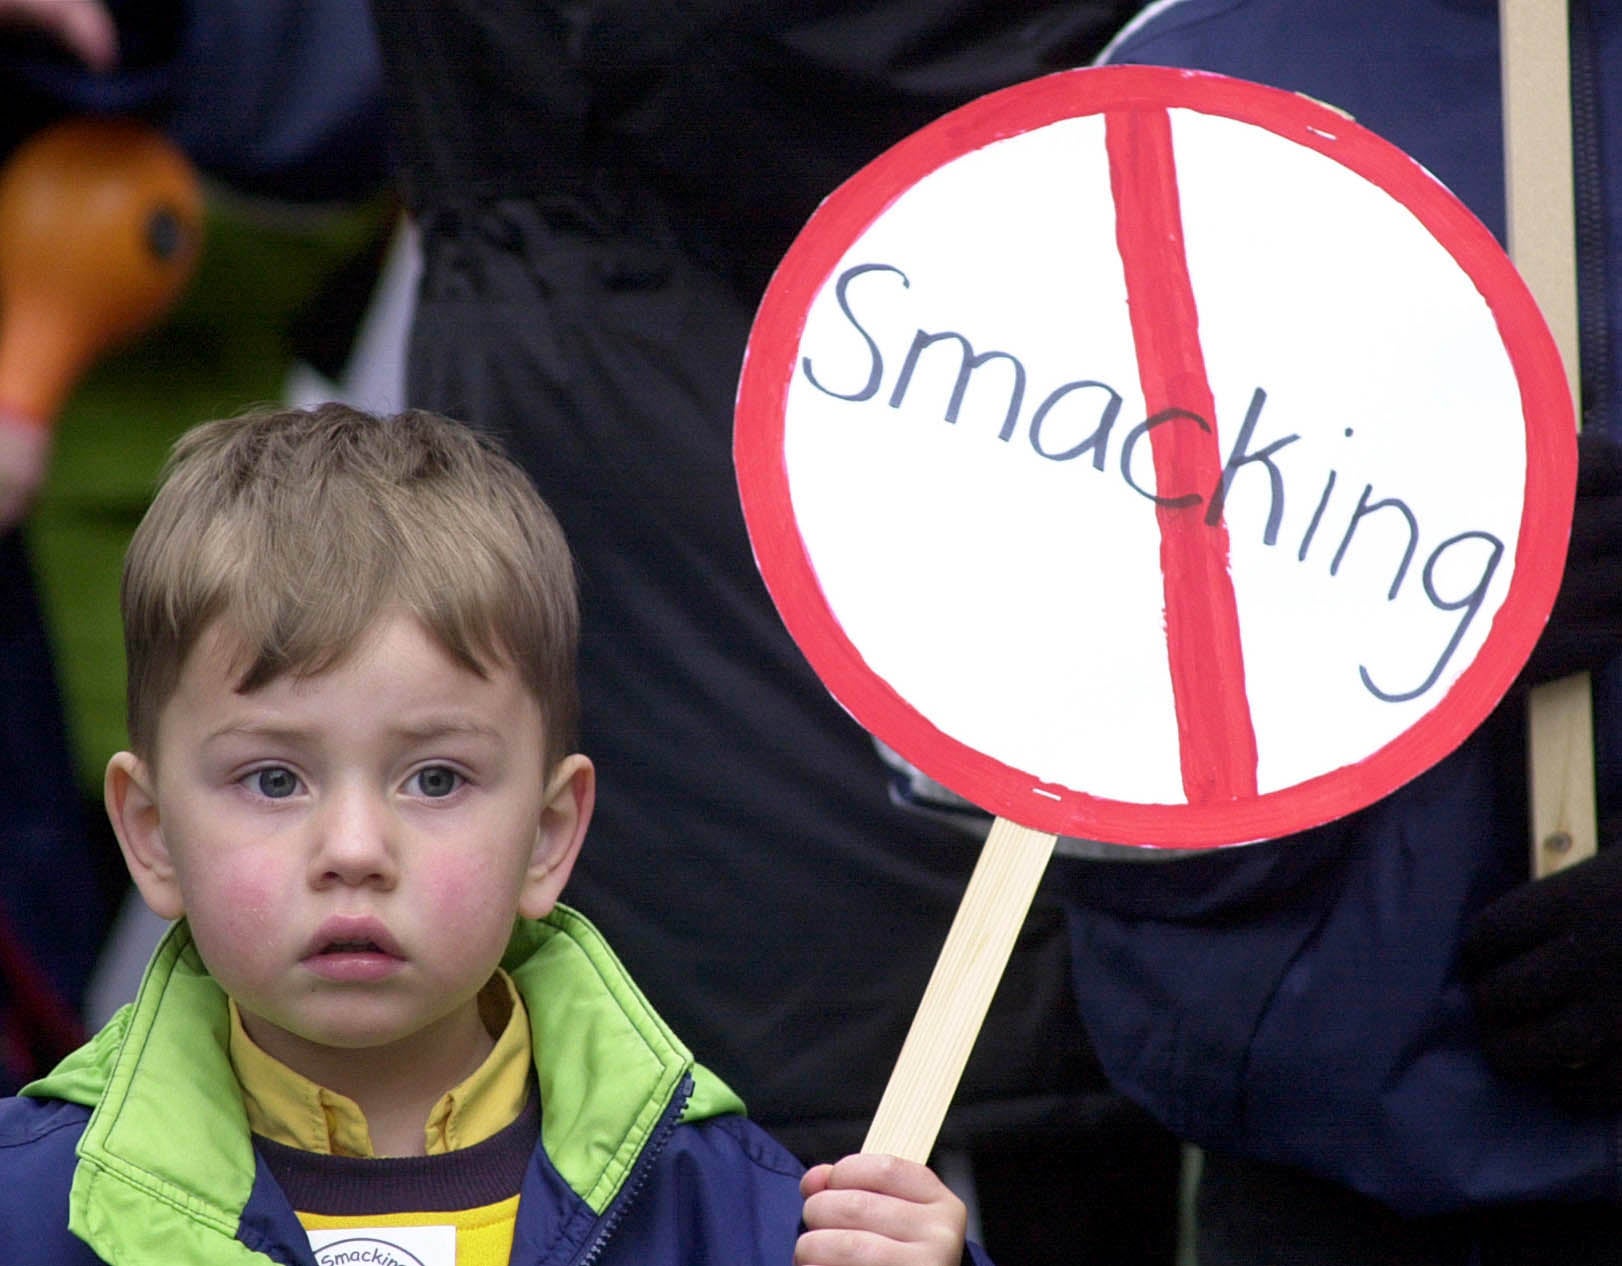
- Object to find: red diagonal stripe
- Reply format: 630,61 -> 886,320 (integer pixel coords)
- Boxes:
1106,105 -> 1259,803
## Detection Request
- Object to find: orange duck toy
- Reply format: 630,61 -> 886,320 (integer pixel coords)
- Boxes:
0,115 -> 203,524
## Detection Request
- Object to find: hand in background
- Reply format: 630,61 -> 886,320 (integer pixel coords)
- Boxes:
1461,829 -> 1622,1110
0,412 -> 49,529
797,1154 -> 969,1266
0,0 -> 116,69
1517,430 -> 1622,686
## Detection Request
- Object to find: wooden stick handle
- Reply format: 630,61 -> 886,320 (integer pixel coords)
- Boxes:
863,818 -> 1057,1161
1501,0 -> 1597,877
1529,675 -> 1598,875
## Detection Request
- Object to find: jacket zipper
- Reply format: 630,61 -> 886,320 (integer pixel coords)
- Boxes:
1568,0 -> 1613,432
571,1073 -> 694,1266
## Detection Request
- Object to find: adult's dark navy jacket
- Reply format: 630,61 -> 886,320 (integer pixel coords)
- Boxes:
368,0 -> 1145,1160
1052,0 -> 1622,1216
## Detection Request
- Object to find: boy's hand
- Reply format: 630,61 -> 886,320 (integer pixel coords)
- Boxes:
796,1153 -> 968,1266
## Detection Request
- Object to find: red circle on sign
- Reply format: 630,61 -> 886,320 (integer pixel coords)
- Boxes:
734,65 -> 1575,848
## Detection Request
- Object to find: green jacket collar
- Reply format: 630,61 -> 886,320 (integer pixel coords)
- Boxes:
25,905 -> 744,1263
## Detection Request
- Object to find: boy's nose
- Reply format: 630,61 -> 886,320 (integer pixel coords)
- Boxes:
310,782 -> 398,888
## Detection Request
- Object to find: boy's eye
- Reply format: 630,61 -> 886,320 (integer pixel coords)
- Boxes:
251,767 -> 300,799
411,765 -> 462,798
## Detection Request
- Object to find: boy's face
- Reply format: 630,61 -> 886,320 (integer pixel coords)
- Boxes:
105,611 -> 593,1083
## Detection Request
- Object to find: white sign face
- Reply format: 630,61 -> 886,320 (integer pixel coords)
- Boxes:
736,67 -> 1575,848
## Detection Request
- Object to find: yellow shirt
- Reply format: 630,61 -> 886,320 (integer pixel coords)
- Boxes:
229,971 -> 531,1156
231,972 -> 533,1266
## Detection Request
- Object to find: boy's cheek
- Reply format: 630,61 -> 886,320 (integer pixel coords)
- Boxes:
184,869 -> 286,955
423,870 -> 504,927
416,867 -> 523,956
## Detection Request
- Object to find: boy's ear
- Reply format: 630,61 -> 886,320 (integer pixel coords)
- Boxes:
105,751 -> 185,921
518,754 -> 595,920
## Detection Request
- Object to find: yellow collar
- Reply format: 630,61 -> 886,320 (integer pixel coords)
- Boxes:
229,972 -> 532,1157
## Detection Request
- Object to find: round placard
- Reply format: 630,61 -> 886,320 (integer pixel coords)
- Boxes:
734,66 -> 1576,848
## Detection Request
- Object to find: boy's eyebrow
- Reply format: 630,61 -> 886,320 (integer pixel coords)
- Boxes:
201,720 -> 315,746
200,718 -> 507,745
388,718 -> 507,743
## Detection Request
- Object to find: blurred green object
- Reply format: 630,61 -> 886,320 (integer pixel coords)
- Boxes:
27,193 -> 390,792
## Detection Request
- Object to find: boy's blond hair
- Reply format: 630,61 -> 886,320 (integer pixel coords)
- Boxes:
121,403 -> 579,768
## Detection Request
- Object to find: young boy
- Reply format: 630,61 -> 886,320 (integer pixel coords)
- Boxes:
0,404 -> 980,1266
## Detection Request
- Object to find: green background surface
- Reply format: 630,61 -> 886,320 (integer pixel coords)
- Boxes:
24,192 -> 388,794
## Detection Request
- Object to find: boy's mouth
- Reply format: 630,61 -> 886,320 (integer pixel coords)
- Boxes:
304,919 -> 403,962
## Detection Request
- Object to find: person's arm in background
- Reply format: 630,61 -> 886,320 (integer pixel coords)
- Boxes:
1053,0 -> 1622,1220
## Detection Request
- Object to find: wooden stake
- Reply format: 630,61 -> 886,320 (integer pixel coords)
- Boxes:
1500,0 -> 1597,877
863,818 -> 1057,1161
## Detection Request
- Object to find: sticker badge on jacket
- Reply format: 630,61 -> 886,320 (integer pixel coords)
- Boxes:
306,1226 -> 455,1266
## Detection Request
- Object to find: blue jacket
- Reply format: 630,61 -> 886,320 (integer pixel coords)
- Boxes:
0,908 -> 974,1265
1053,0 -> 1622,1218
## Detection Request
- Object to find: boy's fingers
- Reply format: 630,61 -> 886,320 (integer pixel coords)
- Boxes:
802,1186 -> 933,1242
795,1227 -> 923,1266
819,1152 -> 953,1204
797,1154 -> 967,1266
